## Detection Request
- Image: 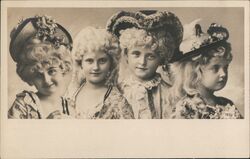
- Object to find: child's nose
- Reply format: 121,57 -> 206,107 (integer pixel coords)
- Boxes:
93,61 -> 100,70
219,68 -> 226,77
138,56 -> 146,66
44,72 -> 53,84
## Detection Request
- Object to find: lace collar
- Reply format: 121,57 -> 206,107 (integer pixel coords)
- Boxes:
125,73 -> 162,90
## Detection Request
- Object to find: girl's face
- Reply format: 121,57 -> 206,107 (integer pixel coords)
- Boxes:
82,51 -> 111,85
31,66 -> 66,96
200,56 -> 230,91
126,47 -> 161,81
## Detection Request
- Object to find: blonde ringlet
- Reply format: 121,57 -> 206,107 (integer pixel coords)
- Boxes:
119,27 -> 176,64
73,27 -> 121,86
16,38 -> 72,85
168,42 -> 232,106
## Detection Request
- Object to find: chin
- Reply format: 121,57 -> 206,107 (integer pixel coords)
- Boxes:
211,84 -> 226,91
88,79 -> 106,85
41,88 -> 59,96
38,91 -> 53,97
134,72 -> 150,79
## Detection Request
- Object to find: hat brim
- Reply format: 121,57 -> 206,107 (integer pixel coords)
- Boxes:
172,39 -> 227,62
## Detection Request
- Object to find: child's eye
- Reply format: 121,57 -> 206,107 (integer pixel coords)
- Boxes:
212,65 -> 220,72
147,54 -> 156,60
48,68 -> 58,75
131,51 -> 140,57
85,58 -> 94,64
98,58 -> 108,64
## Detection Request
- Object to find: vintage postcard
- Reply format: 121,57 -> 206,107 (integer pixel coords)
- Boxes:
1,0 -> 249,158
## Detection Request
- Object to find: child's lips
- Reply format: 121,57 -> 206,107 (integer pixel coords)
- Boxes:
217,79 -> 226,84
90,72 -> 101,76
45,83 -> 55,88
136,67 -> 148,70
90,72 -> 101,74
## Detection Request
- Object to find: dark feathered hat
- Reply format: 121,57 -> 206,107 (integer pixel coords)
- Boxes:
9,15 -> 73,62
106,10 -> 183,62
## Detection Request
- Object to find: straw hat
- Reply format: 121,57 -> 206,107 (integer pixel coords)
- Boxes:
175,19 -> 229,61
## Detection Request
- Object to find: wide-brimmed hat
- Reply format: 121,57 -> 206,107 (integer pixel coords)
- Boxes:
9,15 -> 73,62
106,10 -> 183,62
174,20 -> 230,62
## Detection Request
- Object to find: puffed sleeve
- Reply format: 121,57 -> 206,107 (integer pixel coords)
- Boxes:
8,92 -> 29,119
8,91 -> 40,119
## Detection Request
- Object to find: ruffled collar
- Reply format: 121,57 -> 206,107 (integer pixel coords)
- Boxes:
125,73 -> 162,90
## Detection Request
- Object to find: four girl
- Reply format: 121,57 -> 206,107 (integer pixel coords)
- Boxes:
8,12 -> 243,119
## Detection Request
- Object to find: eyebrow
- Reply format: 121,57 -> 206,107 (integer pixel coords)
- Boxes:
48,66 -> 59,69
131,50 -> 140,53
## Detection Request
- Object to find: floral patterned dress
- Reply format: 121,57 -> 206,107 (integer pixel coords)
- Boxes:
8,90 -> 71,119
119,73 -> 173,119
171,93 -> 243,119
65,83 -> 135,119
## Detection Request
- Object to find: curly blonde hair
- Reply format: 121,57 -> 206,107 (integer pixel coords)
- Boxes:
73,27 -> 121,86
16,38 -> 72,85
119,27 -> 176,65
168,42 -> 232,105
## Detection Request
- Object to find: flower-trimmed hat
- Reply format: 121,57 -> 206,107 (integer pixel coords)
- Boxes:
106,10 -> 183,62
173,19 -> 230,62
9,15 -> 73,62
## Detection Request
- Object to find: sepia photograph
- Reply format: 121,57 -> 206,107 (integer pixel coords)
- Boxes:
6,7 -> 245,119
1,0 -> 249,158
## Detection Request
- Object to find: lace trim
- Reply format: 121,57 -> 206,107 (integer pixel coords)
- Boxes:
125,73 -> 162,90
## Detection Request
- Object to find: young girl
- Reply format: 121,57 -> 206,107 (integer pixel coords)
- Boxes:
169,21 -> 242,119
106,10 -> 183,119
8,15 -> 73,119
66,27 -> 134,119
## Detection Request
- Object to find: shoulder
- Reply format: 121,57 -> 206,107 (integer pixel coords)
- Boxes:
101,86 -> 135,119
176,94 -> 205,107
64,80 -> 84,99
14,90 -> 38,106
215,96 -> 234,106
106,86 -> 128,104
118,79 -> 133,92
8,90 -> 39,119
